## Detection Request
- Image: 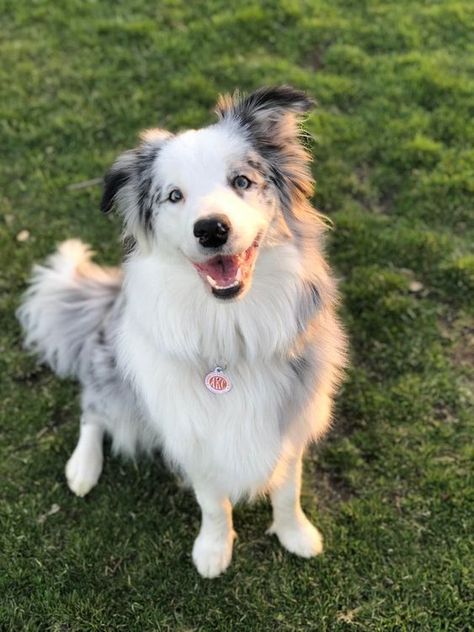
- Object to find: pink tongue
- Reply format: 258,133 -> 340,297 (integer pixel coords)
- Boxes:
199,255 -> 240,285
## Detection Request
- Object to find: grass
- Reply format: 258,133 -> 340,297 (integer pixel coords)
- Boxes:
1,0 -> 473,629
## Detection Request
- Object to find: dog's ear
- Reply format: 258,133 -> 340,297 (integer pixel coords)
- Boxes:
101,129 -> 171,216
216,85 -> 314,138
216,86 -> 315,205
101,150 -> 136,214
100,129 -> 172,249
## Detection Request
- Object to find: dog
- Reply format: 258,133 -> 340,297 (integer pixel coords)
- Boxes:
17,86 -> 348,578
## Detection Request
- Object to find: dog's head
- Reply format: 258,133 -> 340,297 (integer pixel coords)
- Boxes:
101,86 -> 315,300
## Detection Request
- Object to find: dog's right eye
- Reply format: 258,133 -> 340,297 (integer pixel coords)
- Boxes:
232,175 -> 251,191
168,189 -> 184,203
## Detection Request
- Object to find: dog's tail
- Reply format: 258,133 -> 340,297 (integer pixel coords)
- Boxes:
17,240 -> 122,380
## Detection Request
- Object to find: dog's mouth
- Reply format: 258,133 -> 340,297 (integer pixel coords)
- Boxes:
192,238 -> 260,299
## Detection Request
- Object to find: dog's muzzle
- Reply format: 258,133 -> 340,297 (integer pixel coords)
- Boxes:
191,233 -> 261,300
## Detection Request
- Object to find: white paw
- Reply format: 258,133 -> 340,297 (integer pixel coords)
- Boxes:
65,445 -> 103,498
268,515 -> 323,558
192,531 -> 235,578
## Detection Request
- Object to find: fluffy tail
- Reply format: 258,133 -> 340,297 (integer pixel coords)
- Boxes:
17,240 -> 122,379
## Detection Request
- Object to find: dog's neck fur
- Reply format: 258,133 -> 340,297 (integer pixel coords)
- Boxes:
122,239 -> 316,367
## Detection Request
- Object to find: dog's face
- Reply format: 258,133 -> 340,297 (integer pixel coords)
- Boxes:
102,86 -> 314,300
148,126 -> 272,299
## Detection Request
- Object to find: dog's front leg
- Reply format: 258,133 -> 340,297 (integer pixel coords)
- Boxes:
65,414 -> 104,498
192,484 -> 236,578
267,450 -> 323,557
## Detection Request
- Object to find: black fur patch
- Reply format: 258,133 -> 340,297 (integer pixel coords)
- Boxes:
217,85 -> 314,124
134,146 -> 161,232
297,282 -> 321,330
101,144 -> 162,235
308,282 -> 320,308
247,158 -> 267,179
137,175 -> 153,230
268,165 -> 292,210
286,344 -> 317,409
289,353 -> 311,382
123,235 -> 137,256
101,169 -> 131,214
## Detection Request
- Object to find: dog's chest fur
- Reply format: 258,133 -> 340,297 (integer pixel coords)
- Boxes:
117,246 -> 309,497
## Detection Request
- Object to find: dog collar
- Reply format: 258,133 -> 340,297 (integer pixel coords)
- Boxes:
205,366 -> 232,394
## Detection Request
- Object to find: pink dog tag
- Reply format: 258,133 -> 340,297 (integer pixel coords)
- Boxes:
205,367 -> 232,394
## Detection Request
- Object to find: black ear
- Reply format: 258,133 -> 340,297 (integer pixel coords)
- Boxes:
216,85 -> 314,127
100,162 -> 133,214
216,86 -> 315,207
100,130 -> 172,215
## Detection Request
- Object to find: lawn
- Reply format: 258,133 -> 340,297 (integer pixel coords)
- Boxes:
1,0 -> 473,629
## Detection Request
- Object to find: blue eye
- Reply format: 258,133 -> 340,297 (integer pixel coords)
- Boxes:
232,175 -> 251,190
169,188 -> 183,203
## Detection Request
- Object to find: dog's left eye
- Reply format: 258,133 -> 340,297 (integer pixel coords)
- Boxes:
168,189 -> 184,203
232,175 -> 251,191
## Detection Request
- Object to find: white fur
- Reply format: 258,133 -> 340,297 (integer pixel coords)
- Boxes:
65,420 -> 104,497
18,90 -> 347,578
119,244 -> 315,498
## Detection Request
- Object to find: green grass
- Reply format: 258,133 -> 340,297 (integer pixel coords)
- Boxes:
1,0 -> 473,629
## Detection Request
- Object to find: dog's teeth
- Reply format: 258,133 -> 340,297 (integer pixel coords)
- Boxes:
206,275 -> 218,289
235,268 -> 242,282
213,279 -> 240,290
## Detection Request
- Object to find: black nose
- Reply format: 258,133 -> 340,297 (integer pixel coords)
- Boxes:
193,215 -> 230,248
